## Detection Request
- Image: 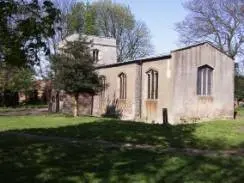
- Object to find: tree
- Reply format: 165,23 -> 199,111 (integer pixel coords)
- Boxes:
52,0 -> 76,38
65,2 -> 98,35
93,0 -> 153,62
66,2 -> 86,34
64,0 -> 153,62
51,37 -> 103,117
0,0 -> 60,67
120,21 -> 153,61
47,0 -> 76,51
235,75 -> 244,100
84,2 -> 99,35
176,0 -> 244,59
0,63 -> 34,106
0,63 -> 34,92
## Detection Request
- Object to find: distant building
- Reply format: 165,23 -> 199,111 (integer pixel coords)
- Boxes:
51,34 -> 234,124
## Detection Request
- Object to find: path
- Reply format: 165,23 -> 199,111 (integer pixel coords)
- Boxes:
2,131 -> 244,157
0,107 -> 48,116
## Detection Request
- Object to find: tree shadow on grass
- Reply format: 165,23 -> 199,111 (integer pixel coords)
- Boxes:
1,135 -> 244,183
1,119 -> 244,182
5,119 -> 199,148
5,118 -> 242,149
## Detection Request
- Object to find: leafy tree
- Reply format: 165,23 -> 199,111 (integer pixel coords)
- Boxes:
0,64 -> 34,93
0,63 -> 34,106
176,0 -> 244,59
52,0 -> 76,38
51,37 -> 103,117
235,75 -> 244,100
66,2 -> 98,35
235,63 -> 244,100
66,2 -> 86,34
64,0 -> 153,62
84,2 -> 98,35
93,0 -> 153,62
0,0 -> 60,67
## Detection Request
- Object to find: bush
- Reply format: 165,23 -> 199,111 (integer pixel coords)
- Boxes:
102,104 -> 122,119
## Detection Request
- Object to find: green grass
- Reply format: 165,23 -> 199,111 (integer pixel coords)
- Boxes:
0,135 -> 244,183
0,115 -> 98,131
1,113 -> 244,182
1,115 -> 244,150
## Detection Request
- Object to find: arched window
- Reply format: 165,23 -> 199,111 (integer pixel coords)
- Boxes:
197,65 -> 213,96
118,73 -> 127,99
92,49 -> 99,62
100,76 -> 106,97
147,69 -> 158,99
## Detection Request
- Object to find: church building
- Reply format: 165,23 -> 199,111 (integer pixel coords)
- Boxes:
51,34 -> 234,124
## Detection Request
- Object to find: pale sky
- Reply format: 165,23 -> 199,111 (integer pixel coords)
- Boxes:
112,0 -> 187,55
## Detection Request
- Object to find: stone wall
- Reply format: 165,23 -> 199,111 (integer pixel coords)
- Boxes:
170,43 -> 234,124
50,91 -> 93,116
93,43 -> 234,124
93,63 -> 138,119
140,58 -> 173,123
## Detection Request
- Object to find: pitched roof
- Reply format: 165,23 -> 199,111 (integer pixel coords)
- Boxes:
96,54 -> 171,69
96,41 -> 234,69
172,42 -> 234,60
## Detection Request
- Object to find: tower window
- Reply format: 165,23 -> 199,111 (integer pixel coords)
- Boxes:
93,49 -> 99,62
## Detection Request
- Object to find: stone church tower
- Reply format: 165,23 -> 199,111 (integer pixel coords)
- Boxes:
58,33 -> 117,65
49,34 -> 117,115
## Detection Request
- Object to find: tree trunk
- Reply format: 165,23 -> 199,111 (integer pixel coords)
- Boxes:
56,91 -> 60,113
73,94 -> 79,117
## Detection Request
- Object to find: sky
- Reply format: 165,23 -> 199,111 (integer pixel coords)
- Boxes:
111,0 -> 187,55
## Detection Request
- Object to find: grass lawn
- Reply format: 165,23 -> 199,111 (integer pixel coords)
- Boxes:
1,114 -> 244,150
1,111 -> 244,182
0,115 -> 98,131
1,135 -> 244,183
